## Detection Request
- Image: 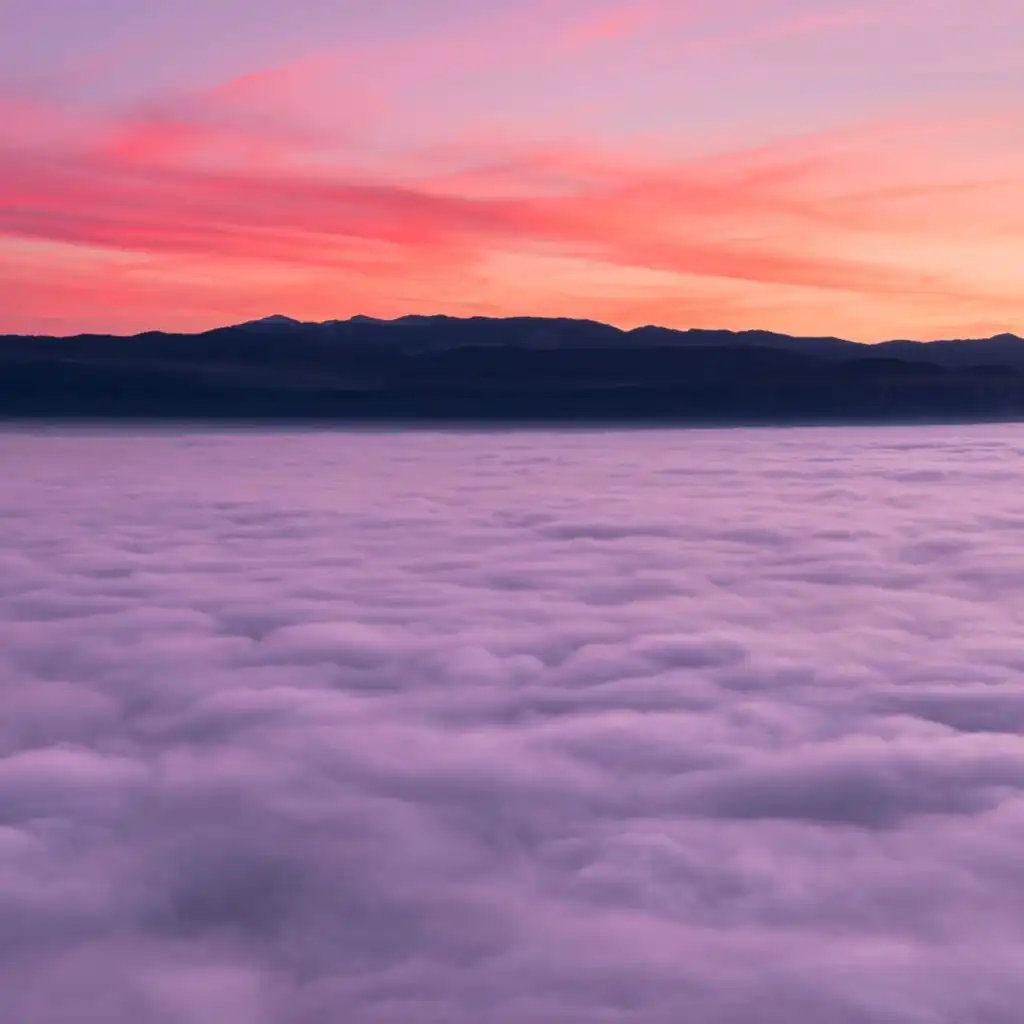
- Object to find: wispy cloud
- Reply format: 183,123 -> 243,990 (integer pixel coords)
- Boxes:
0,102 -> 1015,294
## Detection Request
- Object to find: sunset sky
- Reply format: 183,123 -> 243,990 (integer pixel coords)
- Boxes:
2,0 -> 1023,339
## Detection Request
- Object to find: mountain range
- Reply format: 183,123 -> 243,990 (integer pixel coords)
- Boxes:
2,314 -> 1024,424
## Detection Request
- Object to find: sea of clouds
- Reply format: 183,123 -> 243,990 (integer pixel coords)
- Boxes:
2,424 -> 1024,1023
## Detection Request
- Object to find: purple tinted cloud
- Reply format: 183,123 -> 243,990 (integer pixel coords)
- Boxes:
2,425 -> 1024,1022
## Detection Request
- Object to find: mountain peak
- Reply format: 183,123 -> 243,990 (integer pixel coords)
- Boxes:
235,314 -> 304,330
339,315 -> 410,327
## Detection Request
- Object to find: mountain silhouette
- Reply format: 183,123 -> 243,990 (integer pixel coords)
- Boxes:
2,315 -> 1023,423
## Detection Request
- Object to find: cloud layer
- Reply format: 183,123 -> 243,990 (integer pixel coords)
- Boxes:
2,424 -> 1024,1021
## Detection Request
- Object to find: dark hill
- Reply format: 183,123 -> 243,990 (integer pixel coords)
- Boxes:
1,315 -> 1023,424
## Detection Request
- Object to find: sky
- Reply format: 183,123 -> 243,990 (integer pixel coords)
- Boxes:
1,0 -> 1023,339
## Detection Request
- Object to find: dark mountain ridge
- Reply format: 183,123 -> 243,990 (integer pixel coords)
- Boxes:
2,314 -> 1023,424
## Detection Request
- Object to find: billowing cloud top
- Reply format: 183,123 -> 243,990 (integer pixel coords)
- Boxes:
2,0 -> 1024,338
2,424 -> 1024,1021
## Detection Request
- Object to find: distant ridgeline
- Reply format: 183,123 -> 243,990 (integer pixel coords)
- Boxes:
2,314 -> 1024,423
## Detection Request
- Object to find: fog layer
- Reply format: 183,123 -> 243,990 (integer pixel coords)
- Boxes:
2,426 -> 1024,1023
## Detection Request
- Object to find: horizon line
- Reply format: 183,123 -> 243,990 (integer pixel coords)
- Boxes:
5,313 -> 1023,347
